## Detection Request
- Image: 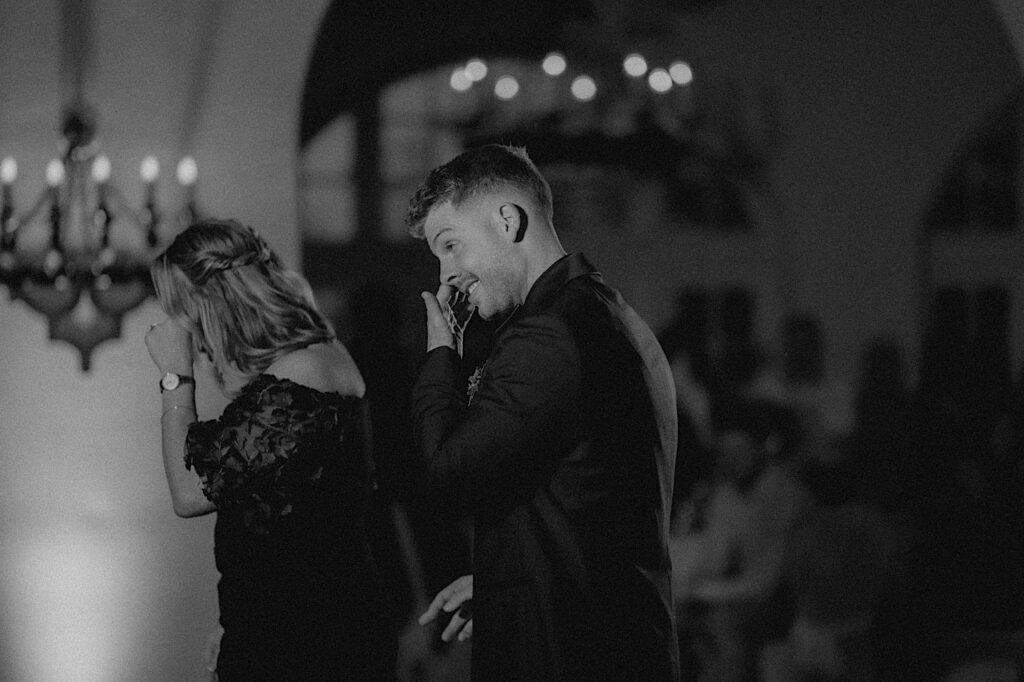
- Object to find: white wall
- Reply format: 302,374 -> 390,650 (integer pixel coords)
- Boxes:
0,1 -> 330,679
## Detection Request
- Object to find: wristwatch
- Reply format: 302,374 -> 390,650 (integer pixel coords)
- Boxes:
159,372 -> 195,392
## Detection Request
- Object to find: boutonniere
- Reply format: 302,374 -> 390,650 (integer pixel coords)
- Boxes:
467,364 -> 484,405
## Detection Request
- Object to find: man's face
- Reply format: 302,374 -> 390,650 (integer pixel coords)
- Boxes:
424,198 -> 521,321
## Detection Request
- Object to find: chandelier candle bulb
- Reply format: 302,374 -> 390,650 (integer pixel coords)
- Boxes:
92,155 -> 111,206
140,156 -> 159,184
1,158 -> 14,215
0,158 -> 14,251
1,157 -> 17,185
91,155 -> 111,184
46,159 -> 65,188
176,157 -> 197,187
140,155 -> 159,207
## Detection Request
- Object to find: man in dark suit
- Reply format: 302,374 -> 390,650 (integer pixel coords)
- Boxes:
408,144 -> 680,681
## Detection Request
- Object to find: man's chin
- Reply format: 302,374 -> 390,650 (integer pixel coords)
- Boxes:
479,305 -> 517,325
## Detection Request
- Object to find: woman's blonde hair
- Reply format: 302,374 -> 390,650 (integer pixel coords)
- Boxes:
151,218 -> 334,390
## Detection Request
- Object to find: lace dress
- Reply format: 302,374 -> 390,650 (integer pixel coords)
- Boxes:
185,374 -> 395,681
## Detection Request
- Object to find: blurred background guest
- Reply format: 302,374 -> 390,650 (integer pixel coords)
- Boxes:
675,397 -> 812,681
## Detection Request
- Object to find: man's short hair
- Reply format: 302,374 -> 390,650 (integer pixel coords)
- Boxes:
406,144 -> 554,239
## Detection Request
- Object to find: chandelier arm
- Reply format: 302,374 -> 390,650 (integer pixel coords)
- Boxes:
14,193 -> 53,234
102,184 -> 131,224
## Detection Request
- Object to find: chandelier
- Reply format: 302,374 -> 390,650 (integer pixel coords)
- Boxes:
0,106 -> 199,371
441,48 -> 778,228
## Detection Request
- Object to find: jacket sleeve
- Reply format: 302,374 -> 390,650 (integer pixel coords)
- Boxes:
411,313 -> 582,513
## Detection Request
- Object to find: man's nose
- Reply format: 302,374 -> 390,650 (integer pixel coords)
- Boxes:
440,267 -> 459,286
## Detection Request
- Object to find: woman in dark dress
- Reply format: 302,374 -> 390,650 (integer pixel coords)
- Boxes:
145,219 -> 396,681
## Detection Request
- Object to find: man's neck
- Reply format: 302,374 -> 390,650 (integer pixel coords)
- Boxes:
521,246 -> 566,302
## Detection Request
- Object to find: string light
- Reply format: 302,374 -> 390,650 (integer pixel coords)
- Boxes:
669,61 -> 694,86
542,52 -> 567,76
570,75 -> 597,101
465,58 -> 488,82
648,68 -> 673,93
443,49 -> 696,110
494,76 -> 520,100
623,53 -> 648,78
450,67 -> 472,92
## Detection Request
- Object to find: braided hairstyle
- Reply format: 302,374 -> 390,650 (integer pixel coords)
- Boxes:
151,218 -> 334,391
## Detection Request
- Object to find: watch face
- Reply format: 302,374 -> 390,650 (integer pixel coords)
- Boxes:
161,373 -> 181,391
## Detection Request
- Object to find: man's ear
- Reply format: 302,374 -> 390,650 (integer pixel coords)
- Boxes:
499,203 -> 528,243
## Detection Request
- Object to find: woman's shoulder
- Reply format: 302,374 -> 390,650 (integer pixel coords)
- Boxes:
263,342 -> 365,398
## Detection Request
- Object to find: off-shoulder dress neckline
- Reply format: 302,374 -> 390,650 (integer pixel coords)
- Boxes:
246,372 -> 362,402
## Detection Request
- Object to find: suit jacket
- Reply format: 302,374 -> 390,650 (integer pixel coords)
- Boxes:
413,253 -> 679,681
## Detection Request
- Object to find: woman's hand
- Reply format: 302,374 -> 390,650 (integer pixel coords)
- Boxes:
145,318 -> 194,374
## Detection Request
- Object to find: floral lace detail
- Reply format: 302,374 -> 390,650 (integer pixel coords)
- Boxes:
185,374 -> 358,535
